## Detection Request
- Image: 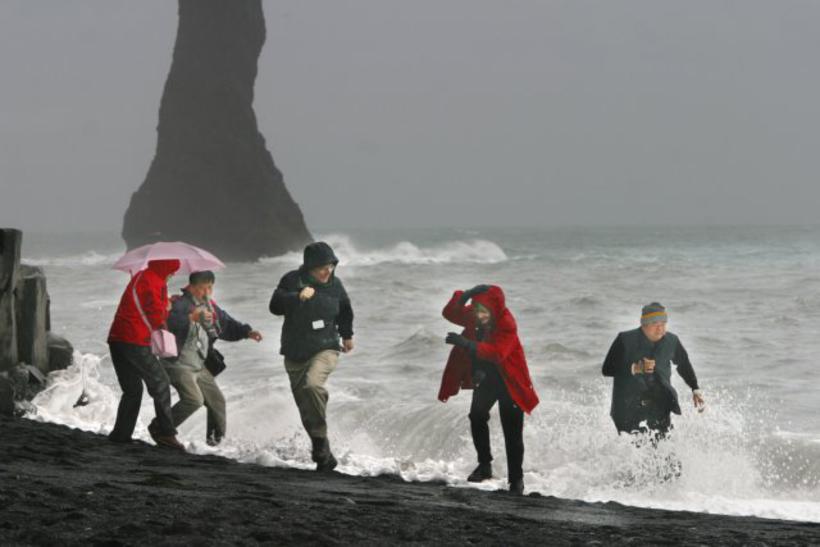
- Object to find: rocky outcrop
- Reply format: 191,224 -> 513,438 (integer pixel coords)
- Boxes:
122,0 -> 312,261
0,228 -> 74,416
15,265 -> 49,374
0,229 -> 21,372
47,332 -> 75,374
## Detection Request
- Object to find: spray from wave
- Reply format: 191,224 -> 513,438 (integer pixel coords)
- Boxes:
23,251 -> 123,268
29,354 -> 820,523
260,234 -> 508,266
21,234 -> 508,268
22,227 -> 820,524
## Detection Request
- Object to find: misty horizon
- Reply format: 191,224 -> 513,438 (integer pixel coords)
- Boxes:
2,1 -> 819,233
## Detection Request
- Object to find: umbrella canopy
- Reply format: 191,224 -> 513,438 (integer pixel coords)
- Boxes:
112,241 -> 226,275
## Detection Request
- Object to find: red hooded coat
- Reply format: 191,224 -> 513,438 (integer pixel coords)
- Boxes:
438,286 -> 539,414
107,259 -> 180,346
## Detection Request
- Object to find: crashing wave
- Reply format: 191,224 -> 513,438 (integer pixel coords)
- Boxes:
259,234 -> 508,266
23,251 -> 122,268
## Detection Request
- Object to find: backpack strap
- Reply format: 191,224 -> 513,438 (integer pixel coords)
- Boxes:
131,272 -> 153,331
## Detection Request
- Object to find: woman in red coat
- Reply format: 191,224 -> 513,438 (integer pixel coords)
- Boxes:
107,259 -> 184,450
440,284 -> 539,495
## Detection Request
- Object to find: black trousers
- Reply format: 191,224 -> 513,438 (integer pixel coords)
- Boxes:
617,398 -> 672,442
108,341 -> 176,441
469,368 -> 525,482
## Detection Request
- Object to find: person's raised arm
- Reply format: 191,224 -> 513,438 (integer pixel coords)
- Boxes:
442,291 -> 471,326
269,273 -> 300,316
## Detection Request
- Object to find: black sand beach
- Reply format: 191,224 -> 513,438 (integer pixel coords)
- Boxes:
0,417 -> 817,546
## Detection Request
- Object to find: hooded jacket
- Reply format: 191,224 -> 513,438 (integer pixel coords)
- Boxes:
269,242 -> 354,362
108,259 -> 180,346
438,286 -> 539,414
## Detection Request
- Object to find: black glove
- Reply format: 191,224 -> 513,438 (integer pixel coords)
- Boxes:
445,332 -> 476,354
458,284 -> 492,305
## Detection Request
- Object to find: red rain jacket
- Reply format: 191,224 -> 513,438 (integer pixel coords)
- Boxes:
107,260 -> 180,346
438,285 -> 539,414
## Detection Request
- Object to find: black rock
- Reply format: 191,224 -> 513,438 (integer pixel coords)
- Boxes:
14,265 -> 48,375
47,332 -> 74,373
8,364 -> 46,404
0,229 -> 21,373
122,0 -> 312,261
0,374 -> 13,416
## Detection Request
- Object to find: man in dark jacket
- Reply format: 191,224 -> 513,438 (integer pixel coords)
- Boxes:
153,270 -> 262,446
602,302 -> 705,437
269,242 -> 354,471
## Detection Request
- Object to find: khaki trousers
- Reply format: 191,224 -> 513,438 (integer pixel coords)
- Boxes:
284,350 -> 339,439
166,365 -> 226,443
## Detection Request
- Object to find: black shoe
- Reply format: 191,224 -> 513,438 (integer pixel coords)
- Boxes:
467,463 -> 493,483
311,436 -> 337,472
316,453 -> 338,472
509,478 -> 524,496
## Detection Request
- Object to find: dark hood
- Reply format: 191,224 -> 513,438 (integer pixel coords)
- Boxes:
302,242 -> 339,270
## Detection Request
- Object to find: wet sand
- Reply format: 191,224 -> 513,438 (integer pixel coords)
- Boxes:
0,416 -> 817,546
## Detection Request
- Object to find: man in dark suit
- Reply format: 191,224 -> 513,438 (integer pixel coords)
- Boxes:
602,302 -> 705,437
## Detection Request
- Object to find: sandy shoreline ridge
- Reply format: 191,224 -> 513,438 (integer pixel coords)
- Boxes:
0,416 -> 817,546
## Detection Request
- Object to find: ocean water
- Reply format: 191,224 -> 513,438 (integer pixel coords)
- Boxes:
21,226 -> 820,522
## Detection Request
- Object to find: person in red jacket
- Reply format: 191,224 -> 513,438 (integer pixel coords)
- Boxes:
107,259 -> 185,450
440,284 -> 539,495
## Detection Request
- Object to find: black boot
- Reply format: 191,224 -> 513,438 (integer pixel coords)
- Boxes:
311,436 -> 338,472
508,478 -> 524,496
467,462 -> 493,482
317,452 -> 338,472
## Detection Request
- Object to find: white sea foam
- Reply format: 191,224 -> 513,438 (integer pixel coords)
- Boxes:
29,353 -> 820,523
259,234 -> 508,266
24,251 -> 122,268
29,352 -> 120,436
25,227 -> 820,524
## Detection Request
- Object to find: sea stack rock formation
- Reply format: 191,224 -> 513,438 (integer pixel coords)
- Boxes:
122,0 -> 312,261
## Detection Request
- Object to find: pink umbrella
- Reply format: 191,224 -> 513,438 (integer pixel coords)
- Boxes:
112,241 -> 226,275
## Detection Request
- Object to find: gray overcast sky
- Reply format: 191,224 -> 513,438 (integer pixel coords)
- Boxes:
1,1 -> 819,232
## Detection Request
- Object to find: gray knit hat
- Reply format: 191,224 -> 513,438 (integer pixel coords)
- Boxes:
640,302 -> 668,326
